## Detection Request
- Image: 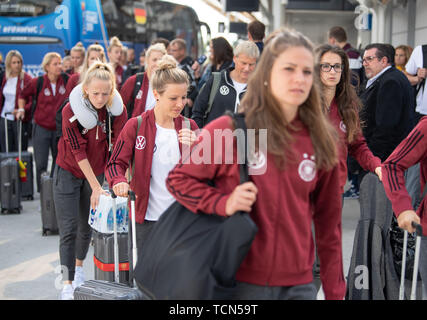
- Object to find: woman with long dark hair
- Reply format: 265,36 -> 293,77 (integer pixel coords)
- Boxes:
166,29 -> 346,300
197,37 -> 234,90
315,44 -> 382,195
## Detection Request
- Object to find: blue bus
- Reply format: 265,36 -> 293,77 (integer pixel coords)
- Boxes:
0,0 -> 210,77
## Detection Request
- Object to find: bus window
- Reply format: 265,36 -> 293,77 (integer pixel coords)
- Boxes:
101,0 -> 148,44
0,0 -> 61,17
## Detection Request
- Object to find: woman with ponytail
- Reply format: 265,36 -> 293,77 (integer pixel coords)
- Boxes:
108,36 -> 124,90
106,55 -> 198,262
54,62 -> 127,299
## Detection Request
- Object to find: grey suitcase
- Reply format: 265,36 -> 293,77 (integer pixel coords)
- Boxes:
74,190 -> 154,300
399,222 -> 424,300
92,230 -> 129,284
1,115 -> 21,214
0,120 -> 34,201
0,157 -> 21,214
40,171 -> 58,235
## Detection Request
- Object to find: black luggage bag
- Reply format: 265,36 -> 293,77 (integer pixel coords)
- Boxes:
40,171 -> 58,235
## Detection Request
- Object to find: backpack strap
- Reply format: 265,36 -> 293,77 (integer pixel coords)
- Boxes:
127,72 -> 145,119
415,45 -> 427,97
203,72 -> 221,123
31,76 -> 44,119
129,115 -> 143,182
60,72 -> 69,86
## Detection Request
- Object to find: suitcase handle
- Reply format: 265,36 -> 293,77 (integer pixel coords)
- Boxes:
109,189 -> 137,286
411,221 -> 423,237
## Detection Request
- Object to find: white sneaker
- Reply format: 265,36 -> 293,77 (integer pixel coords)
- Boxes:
72,266 -> 85,289
60,284 -> 74,300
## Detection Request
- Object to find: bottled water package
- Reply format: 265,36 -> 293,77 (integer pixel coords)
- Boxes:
89,194 -> 129,234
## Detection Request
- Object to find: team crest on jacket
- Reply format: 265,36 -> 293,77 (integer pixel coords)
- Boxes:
44,88 -> 51,96
219,85 -> 229,96
248,151 -> 266,170
339,121 -> 347,133
59,85 -> 66,95
136,90 -> 142,100
298,153 -> 316,182
135,136 -> 146,150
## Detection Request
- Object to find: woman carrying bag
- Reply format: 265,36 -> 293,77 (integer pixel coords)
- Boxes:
54,62 -> 127,300
166,28 -> 345,300
106,55 -> 198,259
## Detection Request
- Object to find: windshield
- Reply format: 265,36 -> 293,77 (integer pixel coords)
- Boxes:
0,0 -> 62,17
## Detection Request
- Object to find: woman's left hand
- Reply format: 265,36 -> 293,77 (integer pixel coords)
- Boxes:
178,128 -> 197,146
91,186 -> 109,211
375,166 -> 382,181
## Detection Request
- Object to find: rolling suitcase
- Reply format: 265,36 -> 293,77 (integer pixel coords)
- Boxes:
40,171 -> 59,235
1,115 -> 21,214
74,190 -> 154,300
92,230 -> 129,284
0,120 -> 34,201
399,222 -> 424,300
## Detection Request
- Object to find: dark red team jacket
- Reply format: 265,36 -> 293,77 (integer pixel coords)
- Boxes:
56,102 -> 127,179
0,72 -> 33,122
382,116 -> 427,236
166,115 -> 346,300
20,74 -> 68,131
119,72 -> 149,118
106,108 -> 198,223
328,98 -> 381,192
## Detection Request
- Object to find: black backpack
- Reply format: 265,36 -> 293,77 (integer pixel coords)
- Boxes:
126,72 -> 145,119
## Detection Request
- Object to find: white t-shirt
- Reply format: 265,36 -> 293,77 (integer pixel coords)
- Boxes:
51,83 -> 56,96
406,45 -> 427,115
232,79 -> 246,112
145,123 -> 180,221
2,77 -> 18,120
145,83 -> 156,111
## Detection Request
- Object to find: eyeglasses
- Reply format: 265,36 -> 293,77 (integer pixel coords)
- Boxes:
320,63 -> 343,73
362,55 -> 378,64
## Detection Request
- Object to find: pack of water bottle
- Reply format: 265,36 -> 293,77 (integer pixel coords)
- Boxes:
88,193 -> 129,234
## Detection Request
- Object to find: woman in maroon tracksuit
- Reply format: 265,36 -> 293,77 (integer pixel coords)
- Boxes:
106,55 -> 198,265
120,43 -> 167,118
65,44 -> 107,98
54,62 -> 127,299
166,29 -> 345,300
316,44 -> 382,193
18,52 -> 67,191
0,50 -> 32,152
382,116 -> 427,299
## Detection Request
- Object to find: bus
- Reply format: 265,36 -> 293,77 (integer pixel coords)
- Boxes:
0,0 -> 210,77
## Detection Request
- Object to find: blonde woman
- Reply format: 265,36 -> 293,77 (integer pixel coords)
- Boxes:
65,43 -> 107,98
70,42 -> 85,74
106,55 -> 198,265
108,36 -> 124,90
18,52 -> 68,191
120,43 -> 166,118
54,62 -> 127,299
0,50 -> 32,152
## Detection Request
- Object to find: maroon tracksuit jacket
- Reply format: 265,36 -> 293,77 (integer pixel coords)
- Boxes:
20,74 -> 68,131
328,98 -> 381,192
119,72 -> 149,117
0,72 -> 32,122
56,103 -> 127,179
382,116 -> 427,236
105,108 -> 198,223
166,115 -> 346,300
